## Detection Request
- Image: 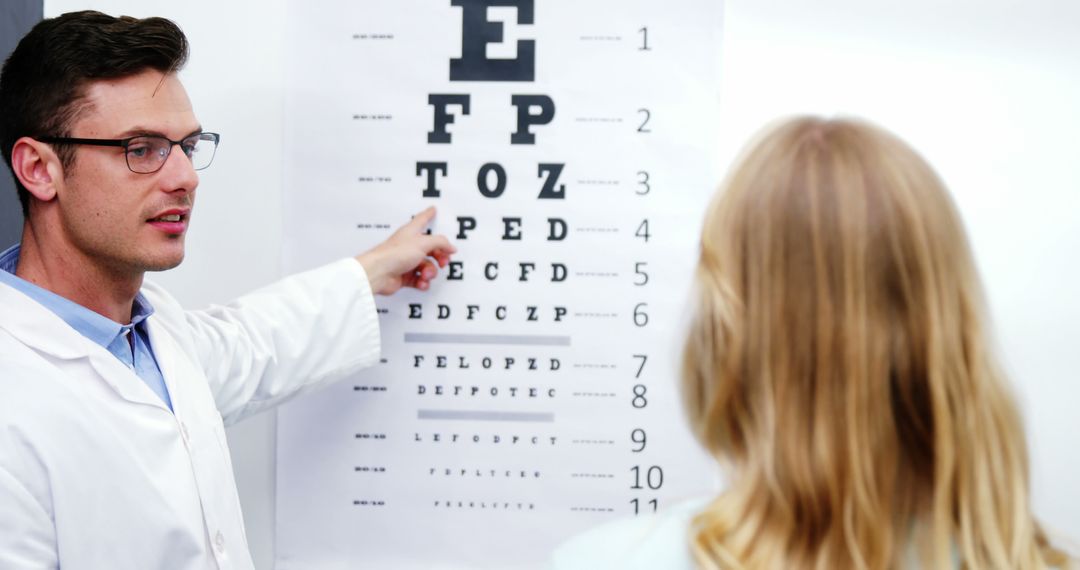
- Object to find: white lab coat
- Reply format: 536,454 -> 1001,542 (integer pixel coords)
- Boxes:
0,258 -> 380,569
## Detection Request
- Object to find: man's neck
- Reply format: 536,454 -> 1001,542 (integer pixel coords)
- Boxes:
15,224 -> 143,325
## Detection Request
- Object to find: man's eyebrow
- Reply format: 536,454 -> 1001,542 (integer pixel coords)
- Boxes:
115,126 -> 204,139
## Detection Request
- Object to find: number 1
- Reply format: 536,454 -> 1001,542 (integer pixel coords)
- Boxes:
638,27 -> 651,51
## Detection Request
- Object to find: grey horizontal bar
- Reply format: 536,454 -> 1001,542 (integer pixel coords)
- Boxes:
417,409 -> 555,423
404,333 -> 571,346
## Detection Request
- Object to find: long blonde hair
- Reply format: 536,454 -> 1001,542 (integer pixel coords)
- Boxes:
682,117 -> 1069,569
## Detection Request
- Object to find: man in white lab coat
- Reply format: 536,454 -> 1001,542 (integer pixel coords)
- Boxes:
0,11 -> 454,569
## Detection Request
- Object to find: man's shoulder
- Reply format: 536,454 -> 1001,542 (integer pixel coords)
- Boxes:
0,328 -> 59,378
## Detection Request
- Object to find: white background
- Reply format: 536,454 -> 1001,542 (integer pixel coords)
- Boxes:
44,0 -> 1080,566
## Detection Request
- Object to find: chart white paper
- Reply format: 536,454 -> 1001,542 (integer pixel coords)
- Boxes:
277,1 -> 724,567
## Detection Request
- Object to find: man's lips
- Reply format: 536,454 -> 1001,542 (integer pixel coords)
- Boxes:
147,209 -> 190,234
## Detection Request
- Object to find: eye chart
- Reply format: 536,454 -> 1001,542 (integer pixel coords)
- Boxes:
276,1 -> 723,568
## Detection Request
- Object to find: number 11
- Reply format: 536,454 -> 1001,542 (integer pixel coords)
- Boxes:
630,498 -> 659,515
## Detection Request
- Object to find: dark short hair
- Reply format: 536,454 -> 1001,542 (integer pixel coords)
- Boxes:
0,11 -> 189,215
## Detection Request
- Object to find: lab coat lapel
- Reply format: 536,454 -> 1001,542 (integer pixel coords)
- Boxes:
0,280 -> 166,410
145,318 -> 197,413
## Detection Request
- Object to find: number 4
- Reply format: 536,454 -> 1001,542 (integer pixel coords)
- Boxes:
635,219 -> 650,242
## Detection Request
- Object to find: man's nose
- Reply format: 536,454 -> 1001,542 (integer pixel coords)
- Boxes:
159,143 -> 199,192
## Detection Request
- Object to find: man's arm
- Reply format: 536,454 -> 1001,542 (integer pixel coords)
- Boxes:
149,207 -> 455,424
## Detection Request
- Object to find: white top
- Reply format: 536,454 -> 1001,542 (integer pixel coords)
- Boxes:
550,498 -> 708,570
0,258 -> 381,570
550,497 -> 977,569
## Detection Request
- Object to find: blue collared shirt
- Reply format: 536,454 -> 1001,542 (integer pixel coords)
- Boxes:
0,244 -> 173,411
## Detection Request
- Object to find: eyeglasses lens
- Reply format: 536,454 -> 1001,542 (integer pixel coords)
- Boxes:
125,134 -> 218,173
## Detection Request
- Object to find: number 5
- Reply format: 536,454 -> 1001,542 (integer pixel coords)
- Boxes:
634,262 -> 649,286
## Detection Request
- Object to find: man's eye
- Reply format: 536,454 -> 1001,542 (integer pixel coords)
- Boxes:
128,146 -> 150,158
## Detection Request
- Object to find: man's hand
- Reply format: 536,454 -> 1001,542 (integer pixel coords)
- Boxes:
355,207 -> 456,295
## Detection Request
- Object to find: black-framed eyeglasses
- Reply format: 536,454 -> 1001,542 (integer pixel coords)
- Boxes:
37,132 -> 220,174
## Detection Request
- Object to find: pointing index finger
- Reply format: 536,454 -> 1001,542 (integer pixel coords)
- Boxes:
405,206 -> 437,233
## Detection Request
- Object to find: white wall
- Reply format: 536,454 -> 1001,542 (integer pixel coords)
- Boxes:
45,0 -> 1080,566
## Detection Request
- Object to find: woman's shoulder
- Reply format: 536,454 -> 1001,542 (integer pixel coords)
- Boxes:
549,497 -> 709,570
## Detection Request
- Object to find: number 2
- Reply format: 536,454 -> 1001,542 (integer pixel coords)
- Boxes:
637,109 -> 651,133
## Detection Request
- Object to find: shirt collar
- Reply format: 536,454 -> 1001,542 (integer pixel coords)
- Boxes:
0,244 -> 155,349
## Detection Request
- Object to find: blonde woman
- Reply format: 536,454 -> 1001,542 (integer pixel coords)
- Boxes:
553,117 -> 1073,569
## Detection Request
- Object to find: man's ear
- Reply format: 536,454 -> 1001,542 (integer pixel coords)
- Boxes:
11,137 -> 64,203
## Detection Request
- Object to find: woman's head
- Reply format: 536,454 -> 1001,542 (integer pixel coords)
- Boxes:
683,117 -> 1065,568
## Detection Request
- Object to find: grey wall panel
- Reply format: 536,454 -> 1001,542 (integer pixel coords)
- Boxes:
0,1 -> 43,249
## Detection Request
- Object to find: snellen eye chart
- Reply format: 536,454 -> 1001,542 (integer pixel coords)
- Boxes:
277,1 -> 723,567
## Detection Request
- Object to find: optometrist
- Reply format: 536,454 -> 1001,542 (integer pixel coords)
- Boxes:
0,11 -> 454,570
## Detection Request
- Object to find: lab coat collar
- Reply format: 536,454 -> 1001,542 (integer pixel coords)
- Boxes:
0,279 -> 170,411
0,244 -> 157,349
